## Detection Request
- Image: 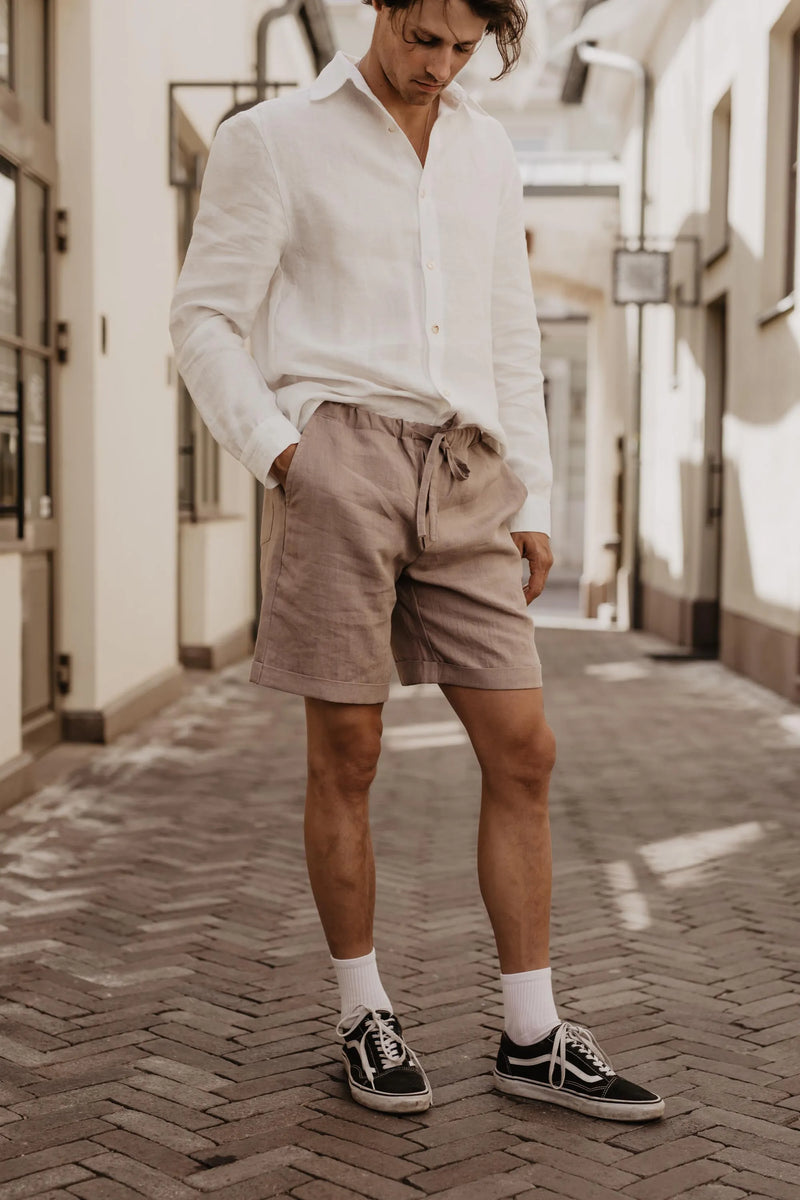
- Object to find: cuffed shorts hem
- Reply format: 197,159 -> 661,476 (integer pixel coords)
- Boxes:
394,660 -> 543,690
249,659 -> 390,704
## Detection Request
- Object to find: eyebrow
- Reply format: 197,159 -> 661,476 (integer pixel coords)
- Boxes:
413,25 -> 480,46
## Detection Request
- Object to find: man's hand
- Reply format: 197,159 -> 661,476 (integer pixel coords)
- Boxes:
511,531 -> 553,605
270,442 -> 300,489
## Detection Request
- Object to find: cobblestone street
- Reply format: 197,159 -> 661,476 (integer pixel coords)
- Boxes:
0,625 -> 799,1199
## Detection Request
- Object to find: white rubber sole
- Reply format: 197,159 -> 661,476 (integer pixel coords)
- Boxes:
493,1070 -> 665,1122
343,1054 -> 433,1114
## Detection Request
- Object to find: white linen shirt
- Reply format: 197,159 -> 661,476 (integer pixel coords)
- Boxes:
169,50 -> 552,534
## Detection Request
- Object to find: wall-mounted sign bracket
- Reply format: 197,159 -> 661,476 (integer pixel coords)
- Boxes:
613,234 -> 701,307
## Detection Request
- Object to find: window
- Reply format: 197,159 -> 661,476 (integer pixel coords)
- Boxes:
706,89 -> 731,265
761,6 -> 800,321
0,156 -> 52,534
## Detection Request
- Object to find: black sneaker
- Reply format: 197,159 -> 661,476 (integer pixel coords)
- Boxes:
494,1019 -> 665,1122
335,1006 -> 432,1114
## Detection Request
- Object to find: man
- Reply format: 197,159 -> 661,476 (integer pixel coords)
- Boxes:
170,0 -> 664,1122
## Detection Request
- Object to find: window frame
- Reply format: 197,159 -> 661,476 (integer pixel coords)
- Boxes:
705,88 -> 732,268
759,8 -> 800,326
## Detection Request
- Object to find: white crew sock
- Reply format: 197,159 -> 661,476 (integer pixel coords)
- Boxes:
331,948 -> 393,1027
501,966 -> 560,1045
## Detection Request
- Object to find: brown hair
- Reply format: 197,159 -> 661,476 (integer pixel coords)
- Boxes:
361,0 -> 528,81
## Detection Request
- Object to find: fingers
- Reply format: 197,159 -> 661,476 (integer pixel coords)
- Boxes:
522,548 -> 554,605
272,441 -> 300,489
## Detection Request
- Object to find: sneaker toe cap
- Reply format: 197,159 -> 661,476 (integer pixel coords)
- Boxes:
380,1066 -> 429,1096
606,1077 -> 662,1104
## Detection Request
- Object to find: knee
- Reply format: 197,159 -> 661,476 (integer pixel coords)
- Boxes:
307,709 -> 383,800
485,722 -> 557,798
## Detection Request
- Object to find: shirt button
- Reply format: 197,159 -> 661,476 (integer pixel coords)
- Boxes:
442,389 -> 451,398
419,187 -> 426,198
388,125 -> 395,132
431,324 -> 440,334
426,261 -> 435,270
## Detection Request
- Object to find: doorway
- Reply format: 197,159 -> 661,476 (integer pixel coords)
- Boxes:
700,292 -> 728,652
0,0 -> 59,753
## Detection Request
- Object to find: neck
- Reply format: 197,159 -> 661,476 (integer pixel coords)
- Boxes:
356,50 -> 438,132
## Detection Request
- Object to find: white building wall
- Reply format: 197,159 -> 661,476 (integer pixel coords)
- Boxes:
90,0 -> 181,706
635,0 -> 800,635
48,0 -> 320,736
570,0 -> 799,694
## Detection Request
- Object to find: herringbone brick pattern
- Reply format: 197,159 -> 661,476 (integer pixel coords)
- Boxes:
0,626 -> 798,1198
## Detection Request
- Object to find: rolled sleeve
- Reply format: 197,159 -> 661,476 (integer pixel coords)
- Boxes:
491,141 -> 553,536
168,110 -> 298,487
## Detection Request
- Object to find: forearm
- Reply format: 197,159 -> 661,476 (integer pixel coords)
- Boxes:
168,110 -> 299,487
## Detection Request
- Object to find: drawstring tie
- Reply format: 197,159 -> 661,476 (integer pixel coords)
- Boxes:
415,421 -> 471,550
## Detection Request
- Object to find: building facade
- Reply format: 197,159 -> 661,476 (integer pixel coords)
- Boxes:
0,0 -> 328,809
536,0 -> 800,701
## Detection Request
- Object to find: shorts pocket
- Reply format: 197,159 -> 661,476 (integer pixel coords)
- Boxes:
260,488 -> 276,544
283,406 -> 325,502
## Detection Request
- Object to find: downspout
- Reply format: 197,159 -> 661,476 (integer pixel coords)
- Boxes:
256,0 -> 336,102
257,0 -> 304,103
577,43 -> 651,629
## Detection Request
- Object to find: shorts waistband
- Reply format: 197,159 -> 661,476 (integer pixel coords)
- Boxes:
314,399 -> 484,449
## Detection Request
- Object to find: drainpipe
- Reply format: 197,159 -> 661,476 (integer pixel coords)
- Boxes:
257,0 -> 303,102
256,0 -> 336,101
577,43 -> 651,630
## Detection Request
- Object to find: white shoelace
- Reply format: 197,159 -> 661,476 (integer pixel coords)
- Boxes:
337,1006 -> 409,1083
549,1021 -> 616,1089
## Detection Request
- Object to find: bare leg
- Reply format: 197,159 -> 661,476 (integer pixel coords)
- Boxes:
440,686 -> 556,974
303,697 -> 384,959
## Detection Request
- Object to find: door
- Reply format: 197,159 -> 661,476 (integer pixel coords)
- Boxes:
0,0 -> 59,752
700,293 -> 727,652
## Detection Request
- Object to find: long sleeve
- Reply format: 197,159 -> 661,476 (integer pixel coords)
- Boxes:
169,110 -> 299,489
491,144 -> 553,535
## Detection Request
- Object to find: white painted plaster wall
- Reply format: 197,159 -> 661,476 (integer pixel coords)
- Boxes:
51,0 -> 318,732
630,0 -> 800,634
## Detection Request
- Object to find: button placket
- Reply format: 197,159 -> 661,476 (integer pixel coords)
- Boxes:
418,171 -> 446,395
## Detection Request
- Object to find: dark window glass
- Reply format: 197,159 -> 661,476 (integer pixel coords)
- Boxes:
0,1 -> 10,89
23,353 -> 48,518
21,175 -> 47,346
0,159 -> 17,338
0,343 -> 18,509
178,384 -> 194,514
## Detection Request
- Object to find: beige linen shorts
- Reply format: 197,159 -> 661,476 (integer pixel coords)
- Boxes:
250,401 -> 542,703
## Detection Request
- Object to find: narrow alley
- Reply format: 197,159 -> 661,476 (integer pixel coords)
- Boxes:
0,625 -> 798,1199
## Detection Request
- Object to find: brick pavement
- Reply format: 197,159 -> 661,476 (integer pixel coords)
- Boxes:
0,625 -> 798,1199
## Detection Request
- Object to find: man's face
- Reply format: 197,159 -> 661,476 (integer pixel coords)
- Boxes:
372,0 -> 488,106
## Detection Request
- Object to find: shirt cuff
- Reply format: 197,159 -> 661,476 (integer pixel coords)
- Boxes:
509,494 -> 551,536
240,412 -> 302,487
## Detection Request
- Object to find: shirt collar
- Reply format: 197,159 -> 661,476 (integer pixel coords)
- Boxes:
309,49 -> 478,115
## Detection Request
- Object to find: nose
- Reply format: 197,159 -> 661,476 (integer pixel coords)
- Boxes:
423,44 -> 454,82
